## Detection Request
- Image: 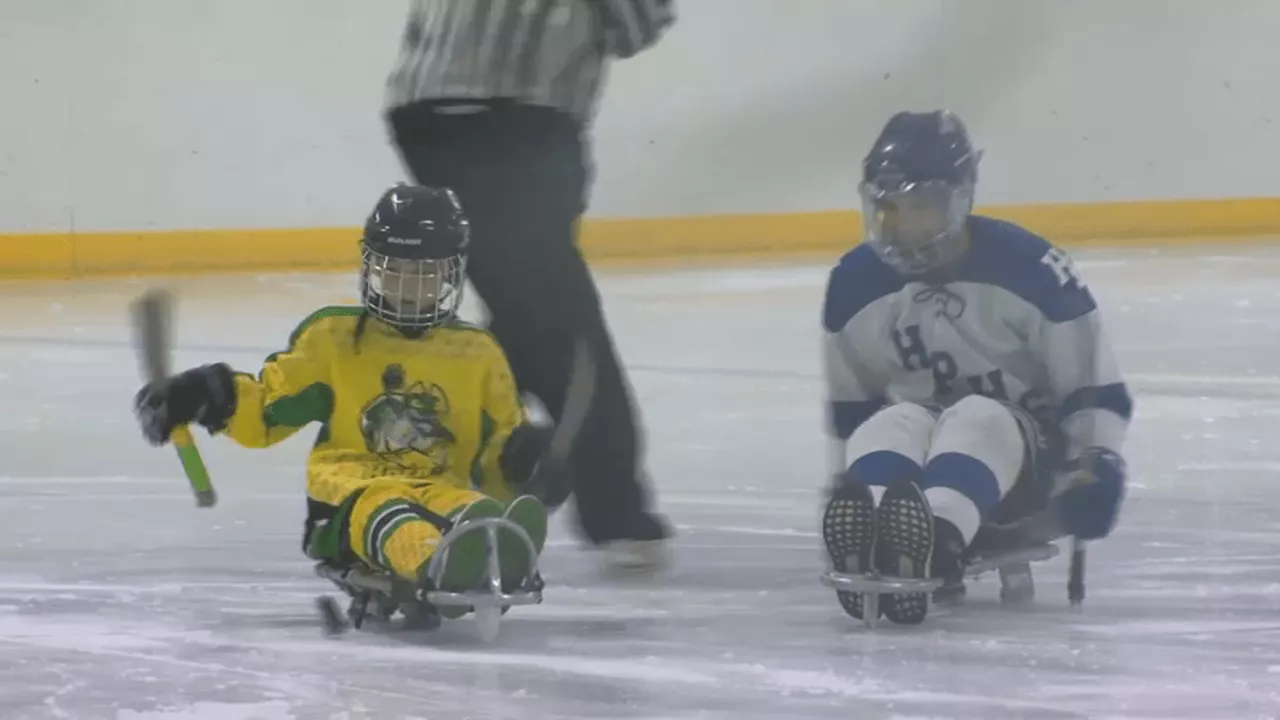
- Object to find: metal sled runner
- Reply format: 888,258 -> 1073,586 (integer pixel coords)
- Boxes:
315,516 -> 544,642
820,542 -> 1070,628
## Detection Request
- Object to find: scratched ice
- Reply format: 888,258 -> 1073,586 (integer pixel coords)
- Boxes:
1,244 -> 1279,719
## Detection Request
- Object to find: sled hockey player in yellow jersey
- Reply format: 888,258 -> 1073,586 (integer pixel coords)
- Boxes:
133,185 -> 563,632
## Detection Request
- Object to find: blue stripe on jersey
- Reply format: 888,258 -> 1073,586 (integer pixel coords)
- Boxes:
848,449 -> 922,487
956,216 -> 1097,324
921,452 -> 1002,515
1058,382 -> 1134,422
830,399 -> 886,440
821,245 -> 905,333
820,214 -> 1098,333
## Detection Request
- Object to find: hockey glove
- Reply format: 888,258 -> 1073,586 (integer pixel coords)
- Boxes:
501,423 -> 572,510
1055,447 -> 1127,541
134,363 -> 237,445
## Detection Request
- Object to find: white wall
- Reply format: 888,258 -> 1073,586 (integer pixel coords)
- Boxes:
2,0 -> 1277,234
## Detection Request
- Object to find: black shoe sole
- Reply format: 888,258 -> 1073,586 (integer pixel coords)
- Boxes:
874,480 -> 935,625
822,481 -> 877,620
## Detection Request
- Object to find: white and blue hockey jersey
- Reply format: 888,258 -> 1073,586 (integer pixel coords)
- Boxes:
821,215 -> 1133,464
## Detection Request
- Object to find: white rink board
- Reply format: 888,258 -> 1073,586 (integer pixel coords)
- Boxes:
2,245 -> 1280,718
3,0 -> 1280,233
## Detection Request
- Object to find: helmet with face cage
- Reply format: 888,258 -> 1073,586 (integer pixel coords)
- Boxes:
360,184 -> 470,334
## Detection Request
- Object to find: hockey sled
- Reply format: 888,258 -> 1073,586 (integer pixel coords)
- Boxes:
314,515 -> 544,642
820,542 -> 1065,628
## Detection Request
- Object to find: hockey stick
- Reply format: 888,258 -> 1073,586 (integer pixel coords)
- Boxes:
526,337 -> 597,508
548,338 -> 596,464
1068,537 -> 1085,605
1017,469 -> 1086,606
131,288 -> 217,508
473,291 -> 596,499
1062,287 -> 1111,607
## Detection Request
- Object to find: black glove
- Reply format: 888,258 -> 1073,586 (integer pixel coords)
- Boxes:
134,363 -> 237,446
501,423 -> 572,509
1054,447 -> 1127,541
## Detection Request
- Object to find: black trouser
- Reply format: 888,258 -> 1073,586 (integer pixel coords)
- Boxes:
386,99 -> 660,545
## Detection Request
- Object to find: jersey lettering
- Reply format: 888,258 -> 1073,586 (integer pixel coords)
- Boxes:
891,325 -> 931,371
893,323 -> 1041,411
1040,247 -> 1086,290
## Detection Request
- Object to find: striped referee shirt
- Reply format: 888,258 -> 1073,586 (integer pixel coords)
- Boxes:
386,0 -> 674,123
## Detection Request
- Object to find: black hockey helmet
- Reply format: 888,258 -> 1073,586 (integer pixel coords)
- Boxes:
359,184 -> 470,332
860,110 -> 981,275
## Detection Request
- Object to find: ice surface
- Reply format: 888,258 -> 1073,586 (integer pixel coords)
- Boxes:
2,244 -> 1280,719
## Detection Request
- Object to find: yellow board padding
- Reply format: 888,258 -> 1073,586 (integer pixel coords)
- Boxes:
1,197 -> 1278,279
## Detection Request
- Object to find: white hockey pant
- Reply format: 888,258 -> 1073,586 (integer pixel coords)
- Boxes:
844,396 -> 1030,544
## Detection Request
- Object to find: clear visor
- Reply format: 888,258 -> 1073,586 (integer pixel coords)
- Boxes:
361,249 -> 465,329
859,180 -> 971,274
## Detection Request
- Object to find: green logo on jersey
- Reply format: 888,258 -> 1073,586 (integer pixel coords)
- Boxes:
359,364 -> 455,474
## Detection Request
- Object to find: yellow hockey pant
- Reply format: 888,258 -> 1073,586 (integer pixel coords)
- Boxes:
348,479 -> 491,583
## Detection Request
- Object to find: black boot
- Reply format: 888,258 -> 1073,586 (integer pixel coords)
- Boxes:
874,479 -> 935,625
821,478 -> 878,620
624,509 -> 671,542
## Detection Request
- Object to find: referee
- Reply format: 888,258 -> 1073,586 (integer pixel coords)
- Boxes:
382,0 -> 676,572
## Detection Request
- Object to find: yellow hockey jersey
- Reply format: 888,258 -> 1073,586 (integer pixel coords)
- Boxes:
219,306 -> 525,507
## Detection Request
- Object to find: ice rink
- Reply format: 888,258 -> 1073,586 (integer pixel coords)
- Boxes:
2,243 -> 1279,719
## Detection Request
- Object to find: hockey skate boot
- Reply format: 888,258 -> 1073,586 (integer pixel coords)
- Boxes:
499,495 -> 548,594
428,497 -> 505,619
821,477 -> 878,620
873,479 -> 935,625
411,494 -> 549,639
930,517 -> 967,606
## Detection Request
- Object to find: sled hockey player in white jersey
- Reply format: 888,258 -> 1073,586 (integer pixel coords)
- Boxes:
820,110 -> 1133,625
